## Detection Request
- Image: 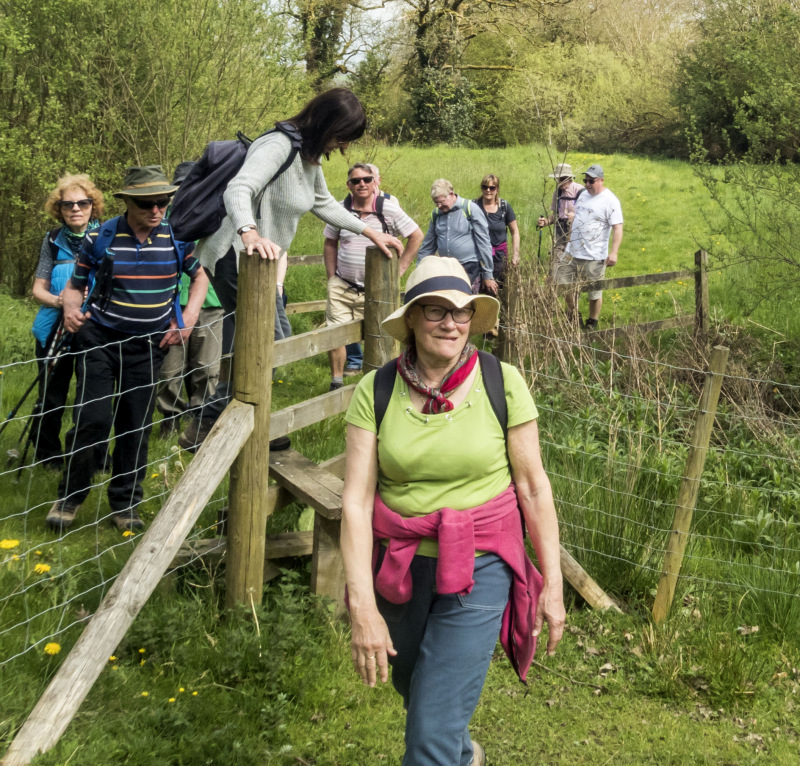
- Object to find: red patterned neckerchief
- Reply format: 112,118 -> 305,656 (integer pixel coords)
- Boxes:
397,342 -> 478,414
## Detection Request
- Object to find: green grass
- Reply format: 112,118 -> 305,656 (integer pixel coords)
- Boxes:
3,145 -> 800,764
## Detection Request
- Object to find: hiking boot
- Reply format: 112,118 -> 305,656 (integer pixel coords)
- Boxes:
330,380 -> 344,391
584,317 -> 599,331
343,366 -> 362,377
110,508 -> 145,532
178,417 -> 215,453
46,500 -> 81,530
470,740 -> 486,766
159,417 -> 179,438
269,436 -> 291,451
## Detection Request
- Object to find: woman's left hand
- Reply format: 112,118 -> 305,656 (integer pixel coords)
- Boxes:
533,579 -> 566,656
363,228 -> 405,260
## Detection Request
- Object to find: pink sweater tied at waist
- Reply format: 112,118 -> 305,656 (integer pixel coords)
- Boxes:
372,485 -> 543,683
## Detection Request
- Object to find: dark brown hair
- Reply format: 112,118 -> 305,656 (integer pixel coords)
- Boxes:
286,88 -> 366,162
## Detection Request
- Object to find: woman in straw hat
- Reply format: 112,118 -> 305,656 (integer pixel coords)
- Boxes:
341,257 -> 565,765
537,162 -> 585,275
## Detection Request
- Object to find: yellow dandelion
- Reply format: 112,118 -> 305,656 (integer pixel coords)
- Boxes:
192,691 -> 198,696
34,563 -> 51,574
168,698 -> 176,703
112,665 -> 119,671
44,642 -> 61,655
141,691 -> 149,697
151,473 -> 159,479
641,248 -> 645,251
139,648 -> 146,654
1,539 -> 20,549
12,555 -> 20,561
35,550 -> 42,556
179,687 -> 185,693
109,655 -> 117,662
122,530 -> 135,538
277,380 -> 283,384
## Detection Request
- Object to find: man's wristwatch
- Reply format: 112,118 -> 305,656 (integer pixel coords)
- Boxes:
238,225 -> 257,235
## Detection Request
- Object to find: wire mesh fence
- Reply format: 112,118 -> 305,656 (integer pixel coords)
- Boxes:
2,279 -> 800,670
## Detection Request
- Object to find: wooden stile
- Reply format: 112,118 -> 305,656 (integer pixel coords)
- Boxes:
225,254 -> 276,610
652,345 -> 729,623
1,400 -> 255,766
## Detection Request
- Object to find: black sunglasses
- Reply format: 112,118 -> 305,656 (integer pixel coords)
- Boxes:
583,177 -> 599,185
130,197 -> 171,210
347,176 -> 374,185
481,184 -> 497,191
59,199 -> 92,211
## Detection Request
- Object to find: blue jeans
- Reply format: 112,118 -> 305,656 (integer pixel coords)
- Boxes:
345,342 -> 362,370
376,550 -> 512,766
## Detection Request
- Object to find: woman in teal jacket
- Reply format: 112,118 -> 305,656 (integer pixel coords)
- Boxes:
30,174 -> 104,469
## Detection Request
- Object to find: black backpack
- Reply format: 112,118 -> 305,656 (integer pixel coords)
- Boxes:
373,351 -> 508,435
343,192 -> 389,233
169,121 -> 303,242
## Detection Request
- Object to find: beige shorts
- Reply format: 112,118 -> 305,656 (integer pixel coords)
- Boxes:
326,275 -> 365,325
554,256 -> 607,301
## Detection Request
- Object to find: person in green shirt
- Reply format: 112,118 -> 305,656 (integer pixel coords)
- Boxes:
341,256 -> 566,766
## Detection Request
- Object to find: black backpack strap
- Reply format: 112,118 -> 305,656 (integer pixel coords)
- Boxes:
343,193 -> 353,211
374,193 -> 388,233
478,351 -> 507,438
373,358 -> 398,434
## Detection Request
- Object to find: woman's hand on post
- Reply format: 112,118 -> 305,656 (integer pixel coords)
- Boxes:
350,606 -> 397,687
533,579 -> 566,656
363,228 -> 404,260
241,228 -> 282,260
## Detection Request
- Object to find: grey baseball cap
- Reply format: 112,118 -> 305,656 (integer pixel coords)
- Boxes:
584,164 -> 604,179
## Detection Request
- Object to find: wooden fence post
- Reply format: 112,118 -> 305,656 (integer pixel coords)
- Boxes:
363,245 -> 399,372
694,249 -> 710,339
652,345 -> 729,623
225,254 -> 277,610
498,268 -> 520,364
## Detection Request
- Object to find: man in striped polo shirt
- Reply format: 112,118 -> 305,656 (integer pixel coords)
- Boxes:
46,166 -> 208,532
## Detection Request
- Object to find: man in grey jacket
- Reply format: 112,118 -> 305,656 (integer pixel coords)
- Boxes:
417,179 -> 497,295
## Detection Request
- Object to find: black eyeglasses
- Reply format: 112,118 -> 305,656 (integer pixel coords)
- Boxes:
59,199 -> 92,211
130,197 -> 171,210
347,176 -> 374,186
417,304 -> 475,324
481,184 -> 497,191
583,178 -> 599,185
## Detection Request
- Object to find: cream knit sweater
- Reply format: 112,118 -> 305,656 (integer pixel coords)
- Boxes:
195,131 -> 366,272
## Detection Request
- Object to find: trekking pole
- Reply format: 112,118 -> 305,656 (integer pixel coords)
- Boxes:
537,225 -> 543,262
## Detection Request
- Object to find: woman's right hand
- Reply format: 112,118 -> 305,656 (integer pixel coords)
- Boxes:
350,606 -> 397,687
241,228 -> 283,260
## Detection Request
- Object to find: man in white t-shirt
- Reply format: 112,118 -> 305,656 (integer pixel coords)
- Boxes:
324,163 -> 423,389
555,164 -> 623,330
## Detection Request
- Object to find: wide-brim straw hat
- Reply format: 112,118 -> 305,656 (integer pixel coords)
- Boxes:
548,163 -> 574,179
113,165 -> 178,198
382,257 -> 500,342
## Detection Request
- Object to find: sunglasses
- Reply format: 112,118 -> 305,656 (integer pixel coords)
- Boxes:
583,177 -> 599,185
347,176 -> 374,185
417,304 -> 475,324
481,184 -> 497,191
59,199 -> 93,211
130,197 -> 171,210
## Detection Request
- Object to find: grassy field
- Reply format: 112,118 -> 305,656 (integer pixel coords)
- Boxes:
2,145 -> 800,764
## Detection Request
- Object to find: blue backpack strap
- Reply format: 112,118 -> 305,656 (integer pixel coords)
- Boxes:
167,222 -> 189,329
88,216 -> 121,294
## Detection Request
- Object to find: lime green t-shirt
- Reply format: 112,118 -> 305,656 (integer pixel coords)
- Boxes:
345,361 -> 538,556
